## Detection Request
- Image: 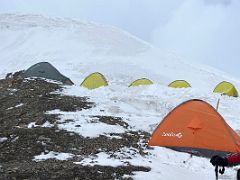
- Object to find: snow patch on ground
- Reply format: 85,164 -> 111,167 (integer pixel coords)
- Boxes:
7,103 -> 24,110
0,137 -> 8,143
75,152 -> 126,167
27,121 -> 54,128
47,110 -> 127,138
33,151 -> 74,162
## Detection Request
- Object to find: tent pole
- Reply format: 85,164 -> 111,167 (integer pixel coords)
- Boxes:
216,98 -> 220,111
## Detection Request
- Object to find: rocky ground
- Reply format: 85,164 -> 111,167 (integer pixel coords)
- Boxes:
0,73 -> 151,180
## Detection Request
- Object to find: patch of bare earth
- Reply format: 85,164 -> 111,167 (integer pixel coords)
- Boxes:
0,73 -> 150,179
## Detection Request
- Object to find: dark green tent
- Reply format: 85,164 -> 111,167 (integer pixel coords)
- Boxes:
21,62 -> 74,85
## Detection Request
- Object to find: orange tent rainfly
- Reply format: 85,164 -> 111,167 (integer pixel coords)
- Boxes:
148,99 -> 240,156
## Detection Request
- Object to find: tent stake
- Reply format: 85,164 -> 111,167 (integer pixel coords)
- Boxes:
215,165 -> 218,180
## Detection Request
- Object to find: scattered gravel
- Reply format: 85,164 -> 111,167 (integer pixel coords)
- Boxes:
0,73 -> 151,179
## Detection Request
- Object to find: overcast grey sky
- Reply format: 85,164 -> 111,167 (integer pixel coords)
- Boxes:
0,0 -> 240,78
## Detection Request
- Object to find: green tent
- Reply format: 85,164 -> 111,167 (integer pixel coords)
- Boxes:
213,81 -> 238,97
21,62 -> 74,85
80,72 -> 108,89
168,80 -> 191,88
129,78 -> 153,87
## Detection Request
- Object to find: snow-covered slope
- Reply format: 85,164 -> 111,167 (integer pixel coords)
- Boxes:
1,14 -> 239,90
1,14 -> 240,179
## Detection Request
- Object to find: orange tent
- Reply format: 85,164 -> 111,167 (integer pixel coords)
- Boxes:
148,99 -> 240,156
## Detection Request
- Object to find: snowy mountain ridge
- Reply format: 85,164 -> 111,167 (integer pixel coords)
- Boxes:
1,13 -> 240,180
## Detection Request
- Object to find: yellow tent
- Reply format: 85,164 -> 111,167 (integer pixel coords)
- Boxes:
168,80 -> 191,88
129,78 -> 153,87
80,72 -> 108,90
213,81 -> 238,97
